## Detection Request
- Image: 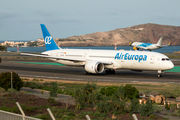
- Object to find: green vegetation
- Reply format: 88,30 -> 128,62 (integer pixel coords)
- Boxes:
124,84 -> 139,99
2,77 -> 180,119
0,71 -> 23,91
0,51 -> 48,60
0,106 -> 20,113
132,83 -> 180,98
47,97 -> 56,104
7,88 -> 17,93
49,82 -> 58,97
22,80 -> 180,99
139,99 -> 154,117
130,98 -> 140,114
0,45 -> 7,51
164,53 -> 180,59
100,86 -> 118,96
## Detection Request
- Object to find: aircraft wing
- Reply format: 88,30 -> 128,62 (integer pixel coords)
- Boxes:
21,53 -> 112,65
135,46 -> 149,50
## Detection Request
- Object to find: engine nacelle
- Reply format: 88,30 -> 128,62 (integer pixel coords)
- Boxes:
85,62 -> 104,74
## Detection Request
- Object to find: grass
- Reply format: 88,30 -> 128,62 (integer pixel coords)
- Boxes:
2,79 -> 180,120
130,83 -> 180,98
164,53 -> 180,59
23,79 -> 180,98
0,51 -> 48,60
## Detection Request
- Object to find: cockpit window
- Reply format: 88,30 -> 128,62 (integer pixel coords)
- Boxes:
161,58 -> 170,61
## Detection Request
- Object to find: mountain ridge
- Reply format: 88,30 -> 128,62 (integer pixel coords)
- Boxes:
55,23 -> 180,46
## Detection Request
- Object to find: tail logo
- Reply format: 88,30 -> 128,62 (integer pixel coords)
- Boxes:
45,36 -> 52,44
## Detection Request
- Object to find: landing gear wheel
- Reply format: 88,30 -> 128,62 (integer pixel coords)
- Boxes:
84,71 -> 89,75
105,69 -> 115,74
105,70 -> 109,74
157,70 -> 162,78
158,74 -> 162,78
111,69 -> 115,74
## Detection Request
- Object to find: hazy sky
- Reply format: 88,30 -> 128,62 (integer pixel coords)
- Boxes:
0,0 -> 180,41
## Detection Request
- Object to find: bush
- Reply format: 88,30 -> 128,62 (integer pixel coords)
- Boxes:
7,88 -> 17,93
48,97 -> 56,104
49,82 -> 58,97
84,81 -> 97,95
112,85 -> 126,100
23,81 -> 42,89
129,98 -> 140,114
139,99 -> 154,117
97,97 -> 126,114
0,87 -> 6,92
0,46 -> 7,51
0,71 -> 23,91
100,86 -> 118,96
165,102 -> 170,110
74,82 -> 102,109
124,84 -> 139,99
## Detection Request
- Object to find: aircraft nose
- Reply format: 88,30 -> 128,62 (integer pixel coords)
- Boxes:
169,62 -> 174,69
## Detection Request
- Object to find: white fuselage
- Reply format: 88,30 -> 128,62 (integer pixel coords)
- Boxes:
131,42 -> 162,50
42,49 -> 174,71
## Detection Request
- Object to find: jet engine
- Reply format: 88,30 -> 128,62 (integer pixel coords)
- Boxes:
133,47 -> 139,50
85,62 -> 104,74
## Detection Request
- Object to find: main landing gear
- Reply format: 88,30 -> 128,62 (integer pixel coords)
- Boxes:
158,70 -> 163,78
105,69 -> 115,74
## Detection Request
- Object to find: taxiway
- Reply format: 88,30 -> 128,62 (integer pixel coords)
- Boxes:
0,59 -> 180,83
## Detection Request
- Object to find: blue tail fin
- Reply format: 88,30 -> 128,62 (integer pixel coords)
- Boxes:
40,24 -> 60,51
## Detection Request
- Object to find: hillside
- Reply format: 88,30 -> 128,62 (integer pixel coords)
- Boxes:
55,23 -> 180,46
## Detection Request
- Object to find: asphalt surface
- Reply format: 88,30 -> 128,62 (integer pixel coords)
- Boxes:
0,59 -> 180,83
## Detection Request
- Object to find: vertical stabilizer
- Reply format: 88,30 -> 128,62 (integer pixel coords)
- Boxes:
157,36 -> 163,46
40,24 -> 60,51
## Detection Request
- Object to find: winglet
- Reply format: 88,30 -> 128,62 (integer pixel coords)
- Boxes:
168,41 -> 171,45
40,24 -> 60,51
129,41 -> 132,46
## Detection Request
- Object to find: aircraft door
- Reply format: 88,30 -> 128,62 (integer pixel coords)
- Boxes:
157,57 -> 161,69
150,56 -> 155,64
150,56 -> 160,69
56,52 -> 59,57
84,53 -> 88,59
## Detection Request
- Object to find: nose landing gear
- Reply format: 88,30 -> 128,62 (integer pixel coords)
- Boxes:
158,74 -> 162,78
158,70 -> 164,78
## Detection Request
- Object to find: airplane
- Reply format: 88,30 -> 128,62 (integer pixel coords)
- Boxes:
21,24 -> 174,77
129,36 -> 171,51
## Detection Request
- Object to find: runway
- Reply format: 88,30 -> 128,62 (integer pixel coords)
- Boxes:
0,59 -> 180,83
